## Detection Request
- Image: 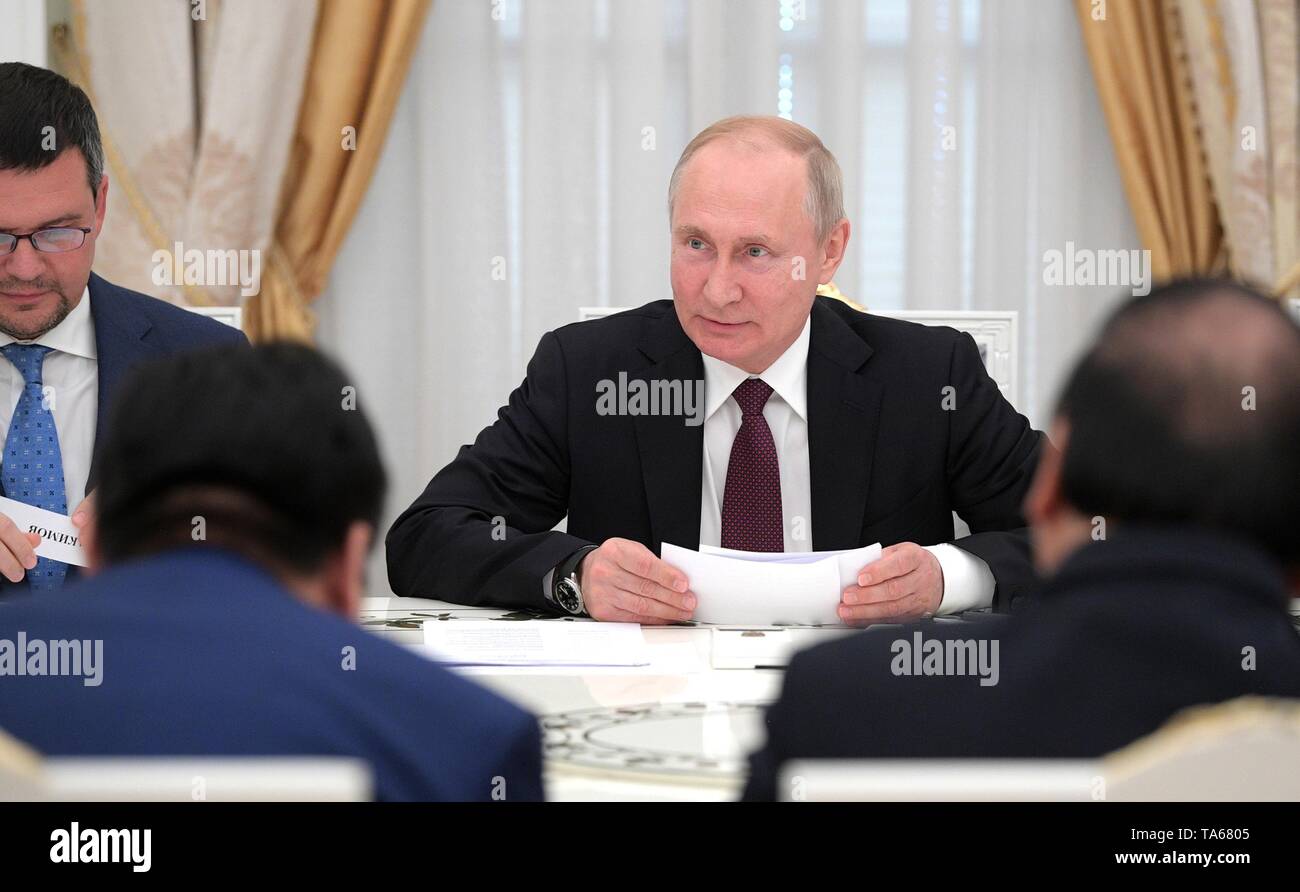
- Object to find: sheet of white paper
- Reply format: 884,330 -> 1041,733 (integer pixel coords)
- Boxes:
700,545 -> 828,563
0,496 -> 88,567
422,620 -> 650,667
663,541 -> 882,625
695,542 -> 882,590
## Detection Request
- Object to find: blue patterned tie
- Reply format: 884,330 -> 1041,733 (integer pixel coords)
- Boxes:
2,344 -> 68,588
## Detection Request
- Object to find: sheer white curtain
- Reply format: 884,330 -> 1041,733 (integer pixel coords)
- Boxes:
0,0 -> 48,65
316,0 -> 1137,589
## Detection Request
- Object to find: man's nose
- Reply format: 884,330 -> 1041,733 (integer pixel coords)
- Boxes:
701,257 -> 741,307
3,239 -> 48,280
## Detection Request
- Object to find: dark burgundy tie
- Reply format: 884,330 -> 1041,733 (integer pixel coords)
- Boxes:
721,378 -> 784,552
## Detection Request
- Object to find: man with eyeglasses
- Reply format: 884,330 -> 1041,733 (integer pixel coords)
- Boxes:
0,63 -> 246,594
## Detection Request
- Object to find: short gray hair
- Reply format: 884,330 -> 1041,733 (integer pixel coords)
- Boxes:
668,115 -> 845,243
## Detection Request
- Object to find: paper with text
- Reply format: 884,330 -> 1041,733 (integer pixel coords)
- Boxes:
0,496 -> 88,567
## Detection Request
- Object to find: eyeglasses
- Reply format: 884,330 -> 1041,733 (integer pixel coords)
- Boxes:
0,227 -> 92,255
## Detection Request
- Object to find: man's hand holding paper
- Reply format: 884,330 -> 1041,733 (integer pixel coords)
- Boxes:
839,541 -> 945,625
0,509 -> 40,583
663,541 -> 883,626
0,494 -> 90,578
580,536 -> 697,624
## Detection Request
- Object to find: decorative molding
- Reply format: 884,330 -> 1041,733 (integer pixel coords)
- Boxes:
185,305 -> 245,332
874,309 -> 1020,409
577,306 -> 623,322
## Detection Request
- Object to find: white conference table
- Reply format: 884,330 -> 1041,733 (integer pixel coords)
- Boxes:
361,596 -> 859,801
363,597 -> 1300,801
360,596 -> 1002,801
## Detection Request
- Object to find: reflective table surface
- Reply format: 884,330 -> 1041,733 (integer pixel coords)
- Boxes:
361,596 -> 852,800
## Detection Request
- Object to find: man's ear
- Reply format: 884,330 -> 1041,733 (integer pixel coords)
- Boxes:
817,218 -> 851,285
326,521 -> 374,620
80,509 -> 103,578
1024,419 -> 1069,527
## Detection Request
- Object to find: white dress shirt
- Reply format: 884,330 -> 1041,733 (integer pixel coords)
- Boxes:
0,287 -> 98,513
698,316 -> 995,614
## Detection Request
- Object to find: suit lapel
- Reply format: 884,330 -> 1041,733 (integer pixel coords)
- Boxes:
87,273 -> 154,491
631,309 -> 704,550
807,299 -> 881,550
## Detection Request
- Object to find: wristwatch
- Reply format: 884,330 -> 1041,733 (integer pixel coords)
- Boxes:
550,545 -> 598,615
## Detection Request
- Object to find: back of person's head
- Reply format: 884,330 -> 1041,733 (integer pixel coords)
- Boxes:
1028,278 -> 1300,574
89,343 -> 386,615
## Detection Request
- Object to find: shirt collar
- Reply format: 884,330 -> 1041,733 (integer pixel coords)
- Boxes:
0,286 -> 97,359
701,315 -> 810,421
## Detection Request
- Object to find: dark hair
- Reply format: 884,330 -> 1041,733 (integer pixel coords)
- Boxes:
94,343 -> 387,575
0,62 -> 105,197
1056,278 -> 1300,565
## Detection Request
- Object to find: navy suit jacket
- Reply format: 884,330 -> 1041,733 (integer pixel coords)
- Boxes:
743,527 -> 1300,800
0,548 -> 545,802
0,273 -> 247,590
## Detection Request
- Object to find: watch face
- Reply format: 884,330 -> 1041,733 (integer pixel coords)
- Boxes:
556,578 -> 582,614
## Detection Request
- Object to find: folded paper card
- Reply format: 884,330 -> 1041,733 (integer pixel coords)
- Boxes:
662,541 -> 882,626
0,496 -> 88,567
422,619 -> 650,667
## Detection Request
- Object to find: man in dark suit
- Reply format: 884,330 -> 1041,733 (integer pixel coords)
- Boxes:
0,63 -> 246,593
743,279 -> 1300,801
388,116 -> 1044,623
0,344 -> 544,802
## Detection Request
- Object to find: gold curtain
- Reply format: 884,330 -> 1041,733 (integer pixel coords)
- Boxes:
1073,0 -> 1226,281
1177,0 -> 1299,300
245,0 -> 433,342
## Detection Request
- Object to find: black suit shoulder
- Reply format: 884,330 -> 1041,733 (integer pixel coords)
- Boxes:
556,300 -> 677,334
549,300 -> 676,357
819,297 -> 977,371
548,297 -> 975,371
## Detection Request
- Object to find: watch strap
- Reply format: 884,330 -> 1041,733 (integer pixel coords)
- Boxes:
549,544 -> 598,611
